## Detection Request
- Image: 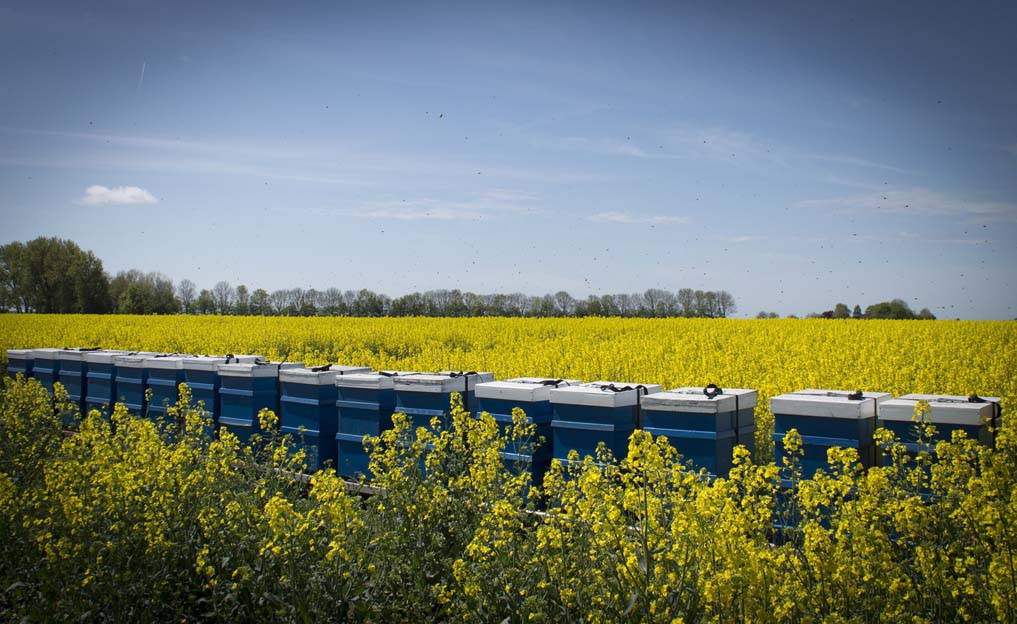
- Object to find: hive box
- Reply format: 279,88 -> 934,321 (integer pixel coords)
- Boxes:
279,365 -> 371,470
56,348 -> 104,417
549,381 -> 662,467
31,348 -> 64,394
393,372 -> 495,432
83,350 -> 133,415
640,386 -> 759,477
180,355 -> 263,433
143,355 -> 190,422
5,349 -> 34,380
113,353 -> 166,415
335,373 -> 401,479
878,393 -> 999,452
771,389 -> 892,478
217,361 -> 302,445
475,377 -> 582,486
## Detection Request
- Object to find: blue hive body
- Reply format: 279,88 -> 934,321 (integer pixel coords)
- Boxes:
113,354 -> 158,415
771,389 -> 892,479
878,393 -> 998,457
279,365 -> 370,470
181,355 -> 263,435
475,377 -> 582,486
640,386 -> 759,478
83,350 -> 131,416
218,361 -> 302,446
56,348 -> 104,417
5,349 -> 34,380
144,355 -> 187,423
31,349 -> 63,394
335,373 -> 399,479
393,372 -> 495,432
549,381 -> 663,469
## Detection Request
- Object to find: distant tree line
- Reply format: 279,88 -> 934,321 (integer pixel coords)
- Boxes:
172,283 -> 737,318
0,237 -> 737,318
756,300 -> 937,320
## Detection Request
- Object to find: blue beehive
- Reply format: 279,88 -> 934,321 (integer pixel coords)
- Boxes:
180,355 -> 263,429
640,385 -> 758,477
31,348 -> 63,394
5,349 -> 34,380
335,372 -> 401,479
549,381 -> 663,468
878,393 -> 998,455
114,353 -> 162,415
279,365 -> 371,470
143,355 -> 190,423
393,372 -> 495,432
474,377 -> 581,486
56,347 -> 102,417
771,389 -> 892,479
83,350 -> 131,416
218,361 -> 302,446
667,386 -> 758,458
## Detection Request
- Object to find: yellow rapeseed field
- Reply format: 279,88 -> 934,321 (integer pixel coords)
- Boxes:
2,314 -> 1017,622
2,314 -> 1014,452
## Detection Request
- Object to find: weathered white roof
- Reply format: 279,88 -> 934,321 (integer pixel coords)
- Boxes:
550,381 -> 662,408
643,387 -> 758,413
880,395 -> 997,426
770,389 -> 892,419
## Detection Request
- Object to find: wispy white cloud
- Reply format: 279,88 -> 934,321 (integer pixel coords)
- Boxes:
0,127 -> 609,186
534,136 -> 651,158
78,185 -> 157,205
587,211 -> 688,225
796,187 -> 1017,224
727,235 -> 767,244
897,231 -> 989,245
331,190 -> 539,221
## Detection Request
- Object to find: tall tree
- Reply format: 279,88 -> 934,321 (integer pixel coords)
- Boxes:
177,279 -> 197,314
234,285 -> 250,316
212,281 -> 235,315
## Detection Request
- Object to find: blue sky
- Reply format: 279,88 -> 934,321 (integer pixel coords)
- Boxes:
1,0 -> 1015,318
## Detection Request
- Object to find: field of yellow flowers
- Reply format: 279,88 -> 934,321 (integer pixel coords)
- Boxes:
1,314 -> 1016,622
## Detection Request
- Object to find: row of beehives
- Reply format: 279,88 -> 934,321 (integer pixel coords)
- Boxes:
5,348 -> 1003,482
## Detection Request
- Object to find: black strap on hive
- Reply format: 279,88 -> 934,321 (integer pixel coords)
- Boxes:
846,390 -> 864,401
539,379 -> 566,387
704,383 -> 723,399
378,371 -> 398,377
310,364 -> 332,372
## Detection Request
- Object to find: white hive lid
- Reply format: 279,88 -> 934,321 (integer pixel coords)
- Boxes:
57,348 -> 101,362
899,392 -> 1001,404
475,378 -> 580,402
82,350 -> 137,364
648,386 -> 759,412
436,371 -> 496,390
30,348 -> 63,360
180,354 -> 263,372
218,361 -> 304,377
143,355 -> 190,370
114,353 -> 163,368
550,381 -> 662,408
280,365 -> 371,385
642,386 -> 758,413
770,389 -> 892,419
880,395 -> 996,426
6,349 -> 33,357
335,373 -> 396,390
394,373 -> 468,393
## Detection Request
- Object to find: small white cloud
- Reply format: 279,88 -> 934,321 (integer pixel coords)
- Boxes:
728,235 -> 766,244
587,211 -> 688,225
796,187 -> 1017,224
79,185 -> 157,205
